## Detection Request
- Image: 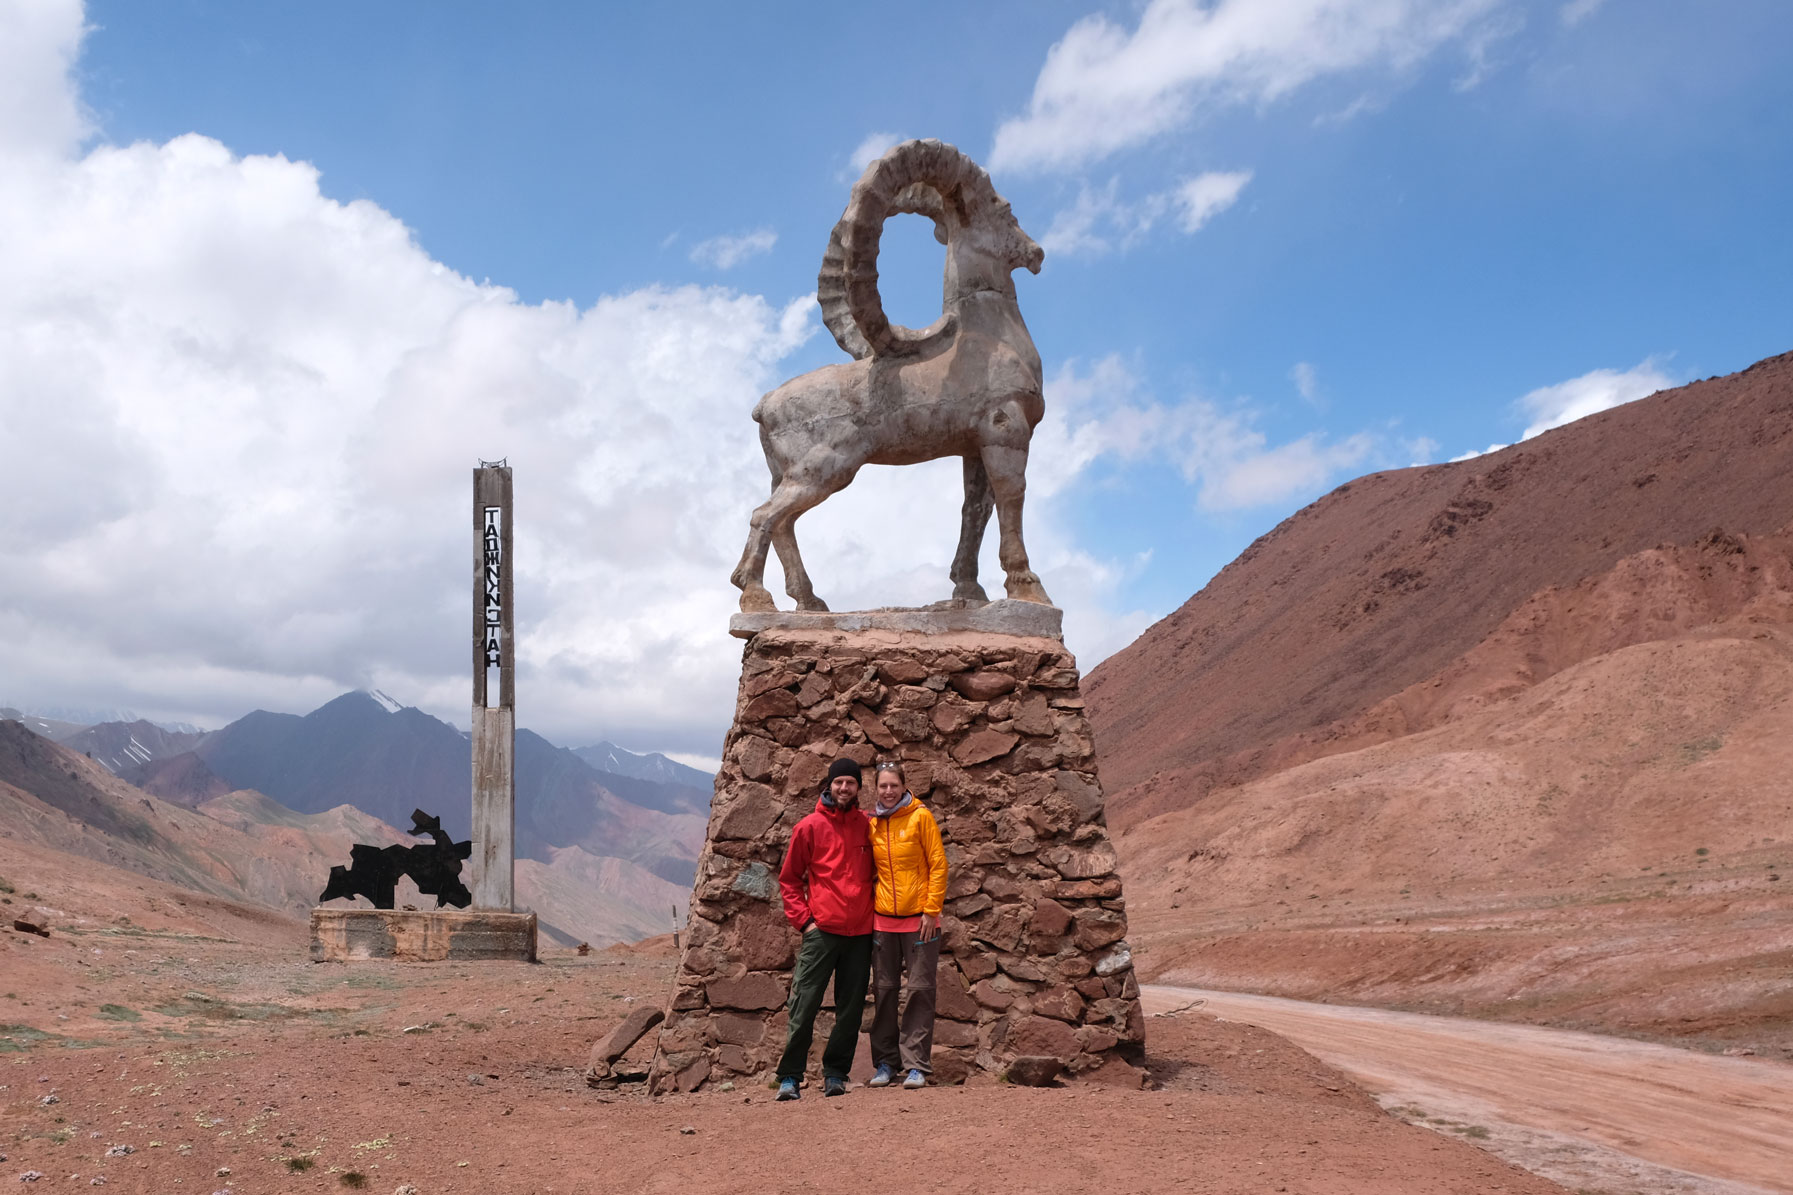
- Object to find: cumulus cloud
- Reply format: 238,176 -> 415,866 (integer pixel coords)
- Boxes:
1290,360 -> 1319,403
991,0 -> 1504,174
1560,0 -> 1606,27
848,131 -> 903,174
0,0 -> 88,159
1173,170 -> 1252,232
687,227 -> 777,270
1034,356 -> 1377,513
1517,358 -> 1673,440
1041,170 -> 1249,256
1,3 -> 1192,752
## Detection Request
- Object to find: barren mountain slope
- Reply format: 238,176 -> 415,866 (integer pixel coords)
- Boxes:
0,719 -> 363,914
1119,607 -> 1793,1048
62,718 -> 204,774
121,748 -> 234,806
518,845 -> 690,948
1087,350 -> 1793,827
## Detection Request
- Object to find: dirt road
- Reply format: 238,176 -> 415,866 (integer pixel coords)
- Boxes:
1144,986 -> 1793,1195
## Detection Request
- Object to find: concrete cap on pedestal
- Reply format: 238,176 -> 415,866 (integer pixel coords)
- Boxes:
729,599 -> 1062,641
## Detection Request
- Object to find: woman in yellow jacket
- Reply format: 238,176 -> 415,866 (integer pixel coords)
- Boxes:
865,760 -> 948,1089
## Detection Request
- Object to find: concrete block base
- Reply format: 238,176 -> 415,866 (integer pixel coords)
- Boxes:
310,908 -> 537,962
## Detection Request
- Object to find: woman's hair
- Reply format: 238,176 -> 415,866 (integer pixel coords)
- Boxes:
872,760 -> 906,783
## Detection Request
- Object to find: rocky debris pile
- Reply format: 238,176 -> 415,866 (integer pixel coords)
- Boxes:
645,627 -> 1145,1092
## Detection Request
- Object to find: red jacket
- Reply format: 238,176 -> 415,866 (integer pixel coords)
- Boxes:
779,798 -> 874,935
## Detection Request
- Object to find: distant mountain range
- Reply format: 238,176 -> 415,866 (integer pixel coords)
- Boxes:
572,741 -> 713,790
12,691 -> 713,887
0,709 -> 694,948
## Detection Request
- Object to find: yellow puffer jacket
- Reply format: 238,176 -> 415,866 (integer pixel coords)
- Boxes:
868,798 -> 947,918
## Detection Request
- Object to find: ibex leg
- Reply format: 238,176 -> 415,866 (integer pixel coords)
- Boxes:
730,496 -> 780,612
950,454 -> 993,603
764,466 -> 850,612
979,444 -> 1051,606
771,515 -> 828,612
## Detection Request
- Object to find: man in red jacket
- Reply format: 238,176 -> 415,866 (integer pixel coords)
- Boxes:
774,756 -> 874,1100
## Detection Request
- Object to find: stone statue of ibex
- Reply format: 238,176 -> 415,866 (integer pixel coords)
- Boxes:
730,139 -> 1051,613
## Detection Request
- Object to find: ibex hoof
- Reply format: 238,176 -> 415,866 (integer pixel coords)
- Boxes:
1005,574 -> 1052,605
739,585 -> 778,613
795,596 -> 830,613
952,582 -> 990,603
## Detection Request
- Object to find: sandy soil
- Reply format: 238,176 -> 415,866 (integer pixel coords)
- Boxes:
0,839 -> 1566,1194
1146,986 -> 1793,1195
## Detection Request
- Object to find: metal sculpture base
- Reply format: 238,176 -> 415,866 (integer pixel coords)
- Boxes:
309,908 -> 537,962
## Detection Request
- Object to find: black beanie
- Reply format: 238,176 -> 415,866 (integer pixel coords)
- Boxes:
825,757 -> 863,788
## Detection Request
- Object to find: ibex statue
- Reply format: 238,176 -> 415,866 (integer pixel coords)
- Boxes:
730,139 -> 1052,613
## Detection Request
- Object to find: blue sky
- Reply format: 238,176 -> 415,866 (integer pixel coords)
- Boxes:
3,0 -> 1790,760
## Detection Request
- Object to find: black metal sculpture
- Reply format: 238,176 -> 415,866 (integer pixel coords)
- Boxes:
319,809 -> 473,909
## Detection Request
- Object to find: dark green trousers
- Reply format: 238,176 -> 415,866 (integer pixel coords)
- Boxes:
776,927 -> 872,1082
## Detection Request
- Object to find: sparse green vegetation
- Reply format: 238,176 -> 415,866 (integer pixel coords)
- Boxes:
1460,1125 -> 1491,1139
97,1003 -> 141,1022
1695,847 -> 1710,857
286,1156 -> 316,1173
0,1024 -> 57,1052
339,1172 -> 368,1189
152,994 -> 326,1023
0,875 -> 14,893
1679,736 -> 1723,764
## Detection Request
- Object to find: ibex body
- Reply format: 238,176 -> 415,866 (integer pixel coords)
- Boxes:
731,139 -> 1051,612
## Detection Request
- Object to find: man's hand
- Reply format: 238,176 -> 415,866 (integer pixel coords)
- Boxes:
802,918 -> 818,935
918,912 -> 939,942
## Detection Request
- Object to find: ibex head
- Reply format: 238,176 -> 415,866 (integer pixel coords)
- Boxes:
817,139 -> 1043,361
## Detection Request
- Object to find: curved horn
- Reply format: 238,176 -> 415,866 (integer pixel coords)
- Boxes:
817,222 -> 871,360
820,139 -> 1000,360
817,179 -> 950,361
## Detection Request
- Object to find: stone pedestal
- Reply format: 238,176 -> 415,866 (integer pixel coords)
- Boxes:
309,908 -> 537,962
646,614 -> 1144,1092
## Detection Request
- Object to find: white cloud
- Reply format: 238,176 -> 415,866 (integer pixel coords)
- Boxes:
1174,169 -> 1252,232
687,227 -> 777,270
1199,431 -> 1375,508
1560,0 -> 1606,28
1041,170 -> 1249,257
991,0 -> 1505,174
848,131 -> 903,174
0,0 -> 88,160
1034,356 -> 1377,513
1290,360 -> 1319,402
1041,179 -> 1151,256
1517,358 -> 1673,440
1404,436 -> 1440,465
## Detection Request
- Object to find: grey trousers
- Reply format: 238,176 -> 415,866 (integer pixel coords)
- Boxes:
870,927 -> 941,1073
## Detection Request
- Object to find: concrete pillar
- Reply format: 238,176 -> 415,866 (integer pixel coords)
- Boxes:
471,463 -> 515,911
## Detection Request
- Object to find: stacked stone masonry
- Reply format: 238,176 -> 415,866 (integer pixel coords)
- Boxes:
643,626 -> 1144,1093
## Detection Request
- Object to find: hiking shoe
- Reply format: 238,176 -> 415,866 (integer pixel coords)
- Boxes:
823,1076 -> 847,1097
903,1069 -> 926,1089
867,1064 -> 894,1088
775,1077 -> 800,1101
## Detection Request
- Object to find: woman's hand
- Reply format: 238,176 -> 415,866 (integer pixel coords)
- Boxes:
919,912 -> 939,941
